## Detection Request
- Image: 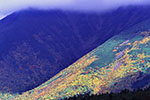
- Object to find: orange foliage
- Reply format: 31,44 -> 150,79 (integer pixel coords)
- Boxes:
141,60 -> 145,64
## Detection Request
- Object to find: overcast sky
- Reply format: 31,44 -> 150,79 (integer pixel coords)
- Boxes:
0,0 -> 150,19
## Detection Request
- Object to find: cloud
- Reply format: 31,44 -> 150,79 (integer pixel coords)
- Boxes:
0,0 -> 150,19
70,0 -> 150,11
0,0 -> 72,13
0,14 -> 6,20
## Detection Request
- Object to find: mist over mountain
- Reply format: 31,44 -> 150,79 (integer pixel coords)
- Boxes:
1,0 -> 150,19
0,6 -> 150,94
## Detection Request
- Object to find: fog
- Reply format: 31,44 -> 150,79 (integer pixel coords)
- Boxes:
0,0 -> 150,19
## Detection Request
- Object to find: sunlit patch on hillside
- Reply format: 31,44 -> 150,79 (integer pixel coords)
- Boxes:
14,28 -> 150,100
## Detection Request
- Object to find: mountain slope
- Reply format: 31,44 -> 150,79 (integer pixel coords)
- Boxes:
15,19 -> 150,100
1,6 -> 150,93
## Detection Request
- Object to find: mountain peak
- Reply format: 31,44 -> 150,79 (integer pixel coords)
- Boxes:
0,6 -> 150,94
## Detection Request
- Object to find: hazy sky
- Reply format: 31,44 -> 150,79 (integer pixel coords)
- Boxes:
0,0 -> 150,19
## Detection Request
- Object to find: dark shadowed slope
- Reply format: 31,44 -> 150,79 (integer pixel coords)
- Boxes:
0,6 -> 150,93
